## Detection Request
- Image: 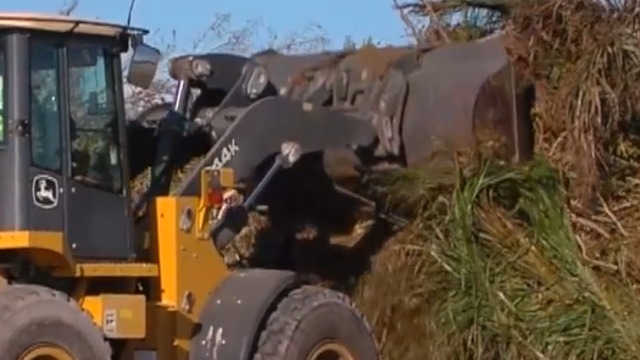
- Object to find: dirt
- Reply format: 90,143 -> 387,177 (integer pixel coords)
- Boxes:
345,45 -> 416,79
291,45 -> 418,88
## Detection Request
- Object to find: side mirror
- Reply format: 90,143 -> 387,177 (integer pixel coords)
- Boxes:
127,43 -> 161,89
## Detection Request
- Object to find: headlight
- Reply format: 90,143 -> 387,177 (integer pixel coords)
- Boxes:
245,66 -> 268,99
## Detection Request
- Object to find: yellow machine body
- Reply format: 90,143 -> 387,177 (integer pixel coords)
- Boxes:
0,195 -> 230,360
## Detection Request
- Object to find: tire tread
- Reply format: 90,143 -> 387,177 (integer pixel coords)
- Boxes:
0,284 -> 112,358
253,285 -> 376,360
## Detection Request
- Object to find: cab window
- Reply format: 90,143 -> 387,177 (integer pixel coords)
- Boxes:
68,44 -> 123,193
30,41 -> 62,171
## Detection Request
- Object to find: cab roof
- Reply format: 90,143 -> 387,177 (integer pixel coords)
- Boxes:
0,12 -> 149,37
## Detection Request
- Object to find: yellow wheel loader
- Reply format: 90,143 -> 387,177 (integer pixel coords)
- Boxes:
0,12 -> 378,360
0,10 -> 534,360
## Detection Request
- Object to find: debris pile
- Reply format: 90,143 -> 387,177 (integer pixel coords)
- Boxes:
352,0 -> 640,358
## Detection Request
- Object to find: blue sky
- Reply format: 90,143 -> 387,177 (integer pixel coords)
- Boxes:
6,0 -> 409,53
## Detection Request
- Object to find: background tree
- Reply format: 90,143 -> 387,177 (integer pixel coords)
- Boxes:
57,0 -> 331,118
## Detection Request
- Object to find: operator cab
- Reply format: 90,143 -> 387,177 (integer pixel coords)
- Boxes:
0,13 -> 160,260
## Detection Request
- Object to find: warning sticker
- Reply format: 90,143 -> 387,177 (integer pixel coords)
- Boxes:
103,309 -> 117,337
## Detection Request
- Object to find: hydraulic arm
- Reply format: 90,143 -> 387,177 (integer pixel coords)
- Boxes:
128,33 -> 534,249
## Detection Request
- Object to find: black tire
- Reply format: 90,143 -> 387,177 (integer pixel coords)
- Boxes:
0,284 -> 111,360
253,285 -> 379,360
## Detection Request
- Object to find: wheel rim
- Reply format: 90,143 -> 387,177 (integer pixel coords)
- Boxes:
306,341 -> 355,360
18,344 -> 73,360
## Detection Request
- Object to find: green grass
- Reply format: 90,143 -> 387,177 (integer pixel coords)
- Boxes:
357,159 -> 640,359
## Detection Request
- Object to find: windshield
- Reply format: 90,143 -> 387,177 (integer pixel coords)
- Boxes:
29,40 -> 123,193
68,44 -> 123,193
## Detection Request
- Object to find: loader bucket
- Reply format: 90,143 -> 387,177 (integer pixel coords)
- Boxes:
401,33 -> 534,168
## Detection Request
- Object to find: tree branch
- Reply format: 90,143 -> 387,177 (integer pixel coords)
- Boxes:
393,0 -> 423,43
399,0 -> 512,15
58,0 -> 79,16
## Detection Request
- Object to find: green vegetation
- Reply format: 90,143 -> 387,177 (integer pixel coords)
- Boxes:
358,159 -> 640,359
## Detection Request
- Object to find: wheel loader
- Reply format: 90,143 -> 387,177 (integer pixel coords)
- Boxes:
0,11 -> 535,360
